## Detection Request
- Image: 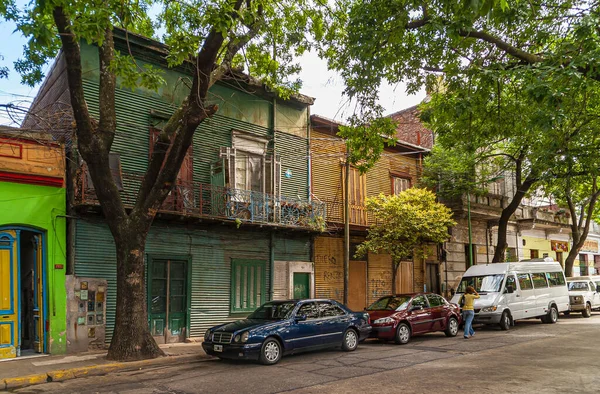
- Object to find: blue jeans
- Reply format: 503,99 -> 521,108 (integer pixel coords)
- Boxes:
463,310 -> 475,338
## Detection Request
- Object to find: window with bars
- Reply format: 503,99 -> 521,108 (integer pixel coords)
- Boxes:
230,259 -> 267,313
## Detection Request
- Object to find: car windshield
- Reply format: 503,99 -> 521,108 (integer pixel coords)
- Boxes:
568,282 -> 589,291
366,296 -> 411,311
457,274 -> 505,293
247,302 -> 297,320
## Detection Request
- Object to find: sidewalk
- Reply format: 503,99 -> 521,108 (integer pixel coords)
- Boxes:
1,342 -> 210,391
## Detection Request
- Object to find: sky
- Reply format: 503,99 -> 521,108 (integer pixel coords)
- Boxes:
0,18 -> 426,127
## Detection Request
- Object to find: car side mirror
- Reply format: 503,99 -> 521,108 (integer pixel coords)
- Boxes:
505,285 -> 514,294
294,314 -> 307,322
410,305 -> 424,312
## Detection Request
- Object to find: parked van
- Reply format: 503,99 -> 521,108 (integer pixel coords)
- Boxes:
566,276 -> 600,317
450,258 -> 569,330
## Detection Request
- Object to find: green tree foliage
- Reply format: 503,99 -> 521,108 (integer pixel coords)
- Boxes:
324,0 -> 600,116
356,188 -> 455,292
338,116 -> 397,173
421,67 -> 600,263
1,0 -> 334,361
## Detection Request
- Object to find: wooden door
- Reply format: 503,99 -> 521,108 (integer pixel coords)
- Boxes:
396,261 -> 413,294
426,263 -> 440,294
33,234 -> 44,353
149,259 -> 188,344
0,231 -> 18,359
348,261 -> 367,311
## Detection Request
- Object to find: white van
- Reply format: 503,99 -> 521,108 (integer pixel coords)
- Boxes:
450,258 -> 569,330
566,276 -> 600,317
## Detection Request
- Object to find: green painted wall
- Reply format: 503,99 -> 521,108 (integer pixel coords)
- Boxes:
78,41 -> 310,200
0,181 -> 67,354
74,219 -> 311,342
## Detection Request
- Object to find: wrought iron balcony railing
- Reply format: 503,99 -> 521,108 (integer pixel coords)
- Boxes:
75,170 -> 326,231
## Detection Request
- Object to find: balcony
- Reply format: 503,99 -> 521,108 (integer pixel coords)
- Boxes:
440,193 -> 506,220
74,171 -> 326,231
517,206 -> 571,231
323,199 -> 377,228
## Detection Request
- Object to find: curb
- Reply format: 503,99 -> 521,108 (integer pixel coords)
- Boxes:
2,353 -> 209,391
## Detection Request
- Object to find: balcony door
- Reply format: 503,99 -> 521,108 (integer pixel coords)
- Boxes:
343,166 -> 367,226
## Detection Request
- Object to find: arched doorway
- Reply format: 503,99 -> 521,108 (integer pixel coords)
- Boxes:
0,227 -> 47,359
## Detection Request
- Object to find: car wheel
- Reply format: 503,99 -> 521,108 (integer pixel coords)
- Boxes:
499,311 -> 511,331
444,317 -> 459,337
259,338 -> 282,365
582,303 -> 592,318
563,311 -> 570,316
542,305 -> 558,324
341,329 -> 358,352
394,323 -> 411,345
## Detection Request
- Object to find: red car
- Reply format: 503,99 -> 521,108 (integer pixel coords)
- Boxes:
367,293 -> 461,344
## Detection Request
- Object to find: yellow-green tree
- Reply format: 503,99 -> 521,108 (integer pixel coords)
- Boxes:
357,188 -> 456,293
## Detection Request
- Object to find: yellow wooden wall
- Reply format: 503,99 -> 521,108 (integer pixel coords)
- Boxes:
314,236 -> 344,302
310,128 -> 426,299
0,136 -> 64,181
311,129 -> 421,221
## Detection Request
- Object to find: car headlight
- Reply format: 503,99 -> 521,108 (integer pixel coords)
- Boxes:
204,329 -> 212,341
481,306 -> 497,312
374,317 -> 394,324
234,332 -> 250,343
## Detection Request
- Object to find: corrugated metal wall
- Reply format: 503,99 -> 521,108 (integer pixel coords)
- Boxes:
75,220 -> 312,342
310,130 -> 344,203
81,79 -> 271,184
275,131 -> 309,199
314,236 -> 344,302
367,252 -> 392,305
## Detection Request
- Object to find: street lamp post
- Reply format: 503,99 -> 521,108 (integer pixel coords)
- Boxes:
467,192 -> 473,268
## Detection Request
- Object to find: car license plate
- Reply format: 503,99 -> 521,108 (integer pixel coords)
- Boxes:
214,344 -> 223,352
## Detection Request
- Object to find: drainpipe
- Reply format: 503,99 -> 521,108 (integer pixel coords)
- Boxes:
307,107 -> 311,200
270,231 -> 275,300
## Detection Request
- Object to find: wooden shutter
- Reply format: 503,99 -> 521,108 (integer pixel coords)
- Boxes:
148,128 -> 194,211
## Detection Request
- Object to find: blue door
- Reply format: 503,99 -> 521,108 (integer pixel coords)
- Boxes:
316,301 -> 349,345
0,231 -> 18,359
290,302 -> 321,350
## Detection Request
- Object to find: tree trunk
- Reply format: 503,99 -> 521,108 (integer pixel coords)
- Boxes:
107,228 -> 164,360
564,248 -> 578,278
492,176 -> 537,263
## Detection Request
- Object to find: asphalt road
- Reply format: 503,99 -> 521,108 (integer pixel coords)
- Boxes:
14,313 -> 600,394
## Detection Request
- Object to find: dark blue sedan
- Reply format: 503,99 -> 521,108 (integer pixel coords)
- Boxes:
202,299 -> 372,365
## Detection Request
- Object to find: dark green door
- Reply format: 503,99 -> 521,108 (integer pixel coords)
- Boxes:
293,273 -> 310,299
149,259 -> 188,344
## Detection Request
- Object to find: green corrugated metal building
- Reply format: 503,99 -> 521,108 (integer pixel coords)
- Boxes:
26,29 -> 321,348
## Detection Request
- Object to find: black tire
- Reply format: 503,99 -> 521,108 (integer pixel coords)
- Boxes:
563,311 -> 571,316
444,316 -> 459,337
341,329 -> 359,351
394,322 -> 411,344
582,303 -> 592,318
259,338 -> 282,365
499,311 -> 511,331
542,305 -> 558,324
